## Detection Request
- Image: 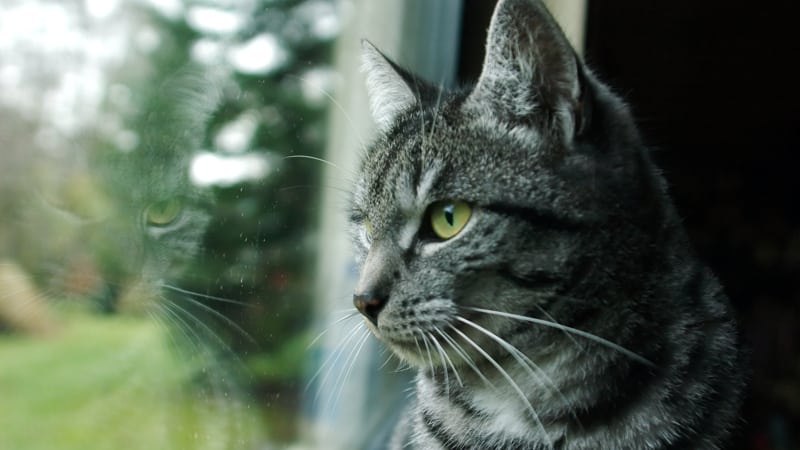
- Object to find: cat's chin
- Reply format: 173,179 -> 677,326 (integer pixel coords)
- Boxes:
385,343 -> 437,370
371,332 -> 436,368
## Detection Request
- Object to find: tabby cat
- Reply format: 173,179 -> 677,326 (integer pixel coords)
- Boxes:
89,69 -> 217,313
349,0 -> 745,448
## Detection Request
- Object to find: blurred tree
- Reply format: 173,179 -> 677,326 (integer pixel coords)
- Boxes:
114,0 -> 337,388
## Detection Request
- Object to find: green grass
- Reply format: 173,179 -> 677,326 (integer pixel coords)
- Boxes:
0,311 -> 264,450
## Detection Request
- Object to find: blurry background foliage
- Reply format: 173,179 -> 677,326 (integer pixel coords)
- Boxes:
0,0 -> 339,446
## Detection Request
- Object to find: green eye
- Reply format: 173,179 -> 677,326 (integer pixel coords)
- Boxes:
144,199 -> 182,227
364,218 -> 373,241
429,201 -> 471,240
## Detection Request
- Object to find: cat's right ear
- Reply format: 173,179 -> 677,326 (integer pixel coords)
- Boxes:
361,40 -> 418,132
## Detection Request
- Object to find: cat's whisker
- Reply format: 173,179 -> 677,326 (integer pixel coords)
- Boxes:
284,73 -> 367,151
410,331 -> 423,359
429,329 -> 463,390
436,327 -> 494,389
306,320 -> 365,398
157,296 -> 247,374
283,154 -> 358,179
171,293 -> 255,344
456,316 -> 584,431
418,330 -> 445,396
411,79 -> 427,152
147,308 -> 186,355
427,82 -> 446,145
158,297 -> 224,351
155,299 -> 206,356
329,327 -> 372,412
533,303 -> 585,355
419,330 -> 437,376
464,306 -> 655,368
378,346 -> 396,371
449,324 -> 554,449
378,344 -> 412,373
154,300 -> 247,414
308,321 -> 365,396
160,283 -> 250,307
306,310 -> 360,350
278,184 -> 354,196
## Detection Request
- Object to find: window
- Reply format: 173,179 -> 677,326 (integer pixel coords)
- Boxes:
0,0 -> 337,448
10,1 -> 788,450
0,1 -> 584,448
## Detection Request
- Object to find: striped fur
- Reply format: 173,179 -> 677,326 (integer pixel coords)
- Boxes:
350,0 -> 745,448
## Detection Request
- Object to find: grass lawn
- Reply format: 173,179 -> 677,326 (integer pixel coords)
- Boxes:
0,310 -> 265,450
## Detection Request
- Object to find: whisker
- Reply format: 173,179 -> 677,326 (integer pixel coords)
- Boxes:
427,82 -> 445,144
419,330 -> 437,376
456,316 -> 583,430
329,327 -> 372,412
278,184 -> 353,195
160,283 -> 250,307
284,154 -> 356,178
306,321 -> 365,397
449,324 -> 553,449
431,333 -> 461,389
172,293 -> 255,344
436,328 -> 494,389
156,300 -> 205,356
284,73 -> 367,151
419,331 -> 446,397
378,347 -> 396,371
306,310 -> 360,350
464,306 -> 655,368
533,303 -> 585,354
146,308 -> 185,355
429,330 -> 463,390
159,296 -> 241,362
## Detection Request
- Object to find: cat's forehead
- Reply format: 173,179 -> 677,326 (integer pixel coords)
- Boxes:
358,101 -> 556,217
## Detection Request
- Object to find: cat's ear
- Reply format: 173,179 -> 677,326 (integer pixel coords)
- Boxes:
467,0 -> 589,140
361,40 -> 419,132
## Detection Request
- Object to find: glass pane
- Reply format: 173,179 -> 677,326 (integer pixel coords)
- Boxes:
0,0 -> 338,448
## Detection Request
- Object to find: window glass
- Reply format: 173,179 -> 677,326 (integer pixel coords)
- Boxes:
0,0 -> 337,448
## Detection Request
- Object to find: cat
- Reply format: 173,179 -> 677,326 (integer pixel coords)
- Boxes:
349,0 -> 745,448
0,73 -> 212,325
0,67 -> 260,449
88,68 -> 218,314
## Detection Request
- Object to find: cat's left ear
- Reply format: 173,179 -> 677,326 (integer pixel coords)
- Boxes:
467,0 -> 591,141
361,40 -> 419,132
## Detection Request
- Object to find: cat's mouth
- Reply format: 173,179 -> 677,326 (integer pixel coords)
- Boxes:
368,314 -> 487,370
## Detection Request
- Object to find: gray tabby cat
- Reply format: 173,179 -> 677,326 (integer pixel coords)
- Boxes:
349,0 -> 745,448
90,68 -> 217,312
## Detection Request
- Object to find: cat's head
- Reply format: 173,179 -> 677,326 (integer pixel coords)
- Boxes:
14,68 -> 220,314
350,0 -> 673,368
89,69 -> 221,311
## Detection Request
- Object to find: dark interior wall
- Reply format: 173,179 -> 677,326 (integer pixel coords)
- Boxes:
459,1 -> 800,449
585,4 -> 800,448
585,1 -> 800,299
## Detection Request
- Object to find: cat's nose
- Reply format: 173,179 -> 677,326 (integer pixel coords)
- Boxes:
353,292 -> 387,326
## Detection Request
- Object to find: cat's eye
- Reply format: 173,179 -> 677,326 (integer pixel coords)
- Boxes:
364,218 -> 373,243
144,198 -> 183,227
429,201 -> 471,240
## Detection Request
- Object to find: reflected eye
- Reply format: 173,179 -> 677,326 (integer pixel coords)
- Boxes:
429,201 -> 471,240
144,199 -> 183,227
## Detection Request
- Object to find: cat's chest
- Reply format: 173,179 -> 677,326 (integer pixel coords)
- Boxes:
470,387 -> 538,437
415,370 -> 550,441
